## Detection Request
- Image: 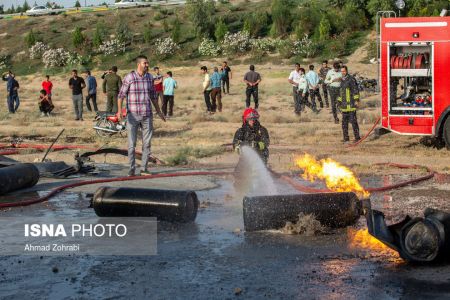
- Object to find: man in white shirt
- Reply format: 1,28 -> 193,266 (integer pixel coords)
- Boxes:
201,66 -> 213,114
324,62 -> 343,124
288,63 -> 302,115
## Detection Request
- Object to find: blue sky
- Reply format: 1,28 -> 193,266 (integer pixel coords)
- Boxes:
0,0 -> 115,9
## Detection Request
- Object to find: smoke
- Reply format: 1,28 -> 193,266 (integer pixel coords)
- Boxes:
233,146 -> 278,197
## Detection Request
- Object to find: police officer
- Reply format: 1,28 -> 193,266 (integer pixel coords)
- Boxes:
325,62 -> 342,124
233,108 -> 270,164
337,66 -> 361,143
319,60 -> 330,108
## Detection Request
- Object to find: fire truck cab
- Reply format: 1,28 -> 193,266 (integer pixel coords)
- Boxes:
380,16 -> 450,148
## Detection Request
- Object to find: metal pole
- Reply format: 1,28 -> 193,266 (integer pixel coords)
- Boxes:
41,128 -> 65,162
376,11 -> 397,93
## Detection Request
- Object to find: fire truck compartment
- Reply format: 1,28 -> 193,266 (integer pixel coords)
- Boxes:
389,116 -> 434,135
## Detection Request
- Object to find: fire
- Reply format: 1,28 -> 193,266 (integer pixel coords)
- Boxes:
294,153 -> 370,198
347,228 -> 398,256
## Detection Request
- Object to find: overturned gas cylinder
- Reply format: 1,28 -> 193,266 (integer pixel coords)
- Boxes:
0,163 -> 40,195
364,199 -> 450,263
93,187 -> 199,223
243,192 -> 361,231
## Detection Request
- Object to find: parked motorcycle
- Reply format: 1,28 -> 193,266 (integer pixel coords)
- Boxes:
93,109 -> 127,137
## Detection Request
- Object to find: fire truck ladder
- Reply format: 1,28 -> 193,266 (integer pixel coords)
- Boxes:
376,11 -> 397,93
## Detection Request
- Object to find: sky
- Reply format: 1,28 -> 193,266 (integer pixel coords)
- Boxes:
0,0 -> 115,9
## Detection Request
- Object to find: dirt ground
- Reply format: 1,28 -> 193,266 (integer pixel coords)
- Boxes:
1,49 -> 450,298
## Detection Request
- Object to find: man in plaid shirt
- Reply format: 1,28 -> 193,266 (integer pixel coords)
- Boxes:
118,55 -> 166,176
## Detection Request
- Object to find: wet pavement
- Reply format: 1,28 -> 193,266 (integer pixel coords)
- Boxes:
0,167 -> 450,299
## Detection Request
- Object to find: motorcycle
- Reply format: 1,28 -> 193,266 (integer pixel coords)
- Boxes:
93,109 -> 127,137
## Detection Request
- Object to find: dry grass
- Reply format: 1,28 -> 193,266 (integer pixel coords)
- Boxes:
1,61 -> 450,173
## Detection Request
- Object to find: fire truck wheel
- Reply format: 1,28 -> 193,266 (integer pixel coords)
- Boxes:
443,117 -> 450,150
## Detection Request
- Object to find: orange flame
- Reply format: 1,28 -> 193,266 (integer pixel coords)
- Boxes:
294,153 -> 370,198
347,228 -> 398,256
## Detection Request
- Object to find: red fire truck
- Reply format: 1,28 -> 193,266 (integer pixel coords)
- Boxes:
379,16 -> 450,148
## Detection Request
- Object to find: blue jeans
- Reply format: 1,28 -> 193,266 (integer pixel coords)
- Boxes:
7,94 -> 19,113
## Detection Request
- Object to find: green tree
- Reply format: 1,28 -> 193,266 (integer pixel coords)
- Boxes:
25,29 -> 37,48
243,11 -> 269,37
93,21 -> 107,48
22,1 -> 30,11
0,5 -> 4,14
366,0 -> 395,20
319,16 -> 331,40
215,18 -> 228,41
162,19 -> 170,32
9,5 -> 16,14
143,23 -> 152,44
116,19 -> 133,44
407,0 -> 429,17
75,0 -> 81,8
186,0 -> 216,37
270,0 -> 292,37
171,17 -> 181,43
72,27 -> 85,49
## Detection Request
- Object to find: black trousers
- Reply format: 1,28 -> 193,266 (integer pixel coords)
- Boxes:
299,89 -> 316,112
162,95 -> 174,116
342,111 -> 360,141
86,93 -> 98,112
321,83 -> 329,105
222,77 -> 230,94
203,90 -> 212,112
309,88 -> 323,108
293,87 -> 302,113
329,87 -> 340,121
246,86 -> 259,109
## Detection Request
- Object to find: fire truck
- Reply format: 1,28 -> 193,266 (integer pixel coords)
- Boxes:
379,16 -> 450,149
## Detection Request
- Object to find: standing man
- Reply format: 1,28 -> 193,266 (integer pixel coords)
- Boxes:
2,71 -> 20,113
201,66 -> 213,114
117,55 -> 166,176
103,66 -> 122,113
162,71 -> 177,117
153,66 -> 164,108
288,63 -> 302,115
210,67 -> 222,113
68,69 -> 85,121
85,70 -> 98,112
244,65 -> 261,109
305,65 -> 323,109
318,60 -> 330,108
41,75 -> 53,102
337,66 -> 361,143
221,61 -> 232,94
324,62 -> 343,124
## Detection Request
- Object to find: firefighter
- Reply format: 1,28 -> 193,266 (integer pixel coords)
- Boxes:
337,66 -> 361,143
233,108 -> 270,164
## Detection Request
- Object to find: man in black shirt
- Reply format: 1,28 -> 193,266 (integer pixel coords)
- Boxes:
243,65 -> 261,109
221,61 -> 232,94
69,69 -> 86,121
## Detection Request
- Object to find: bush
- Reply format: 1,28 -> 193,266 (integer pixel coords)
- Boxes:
250,38 -> 280,53
42,48 -> 71,68
198,38 -> 221,56
143,24 -> 153,44
270,0 -> 293,36
221,31 -> 250,55
0,53 -> 11,71
242,11 -> 269,37
116,20 -> 133,44
214,18 -> 228,42
25,29 -> 37,48
97,39 -> 126,56
29,42 -> 49,59
92,21 -> 108,48
171,17 -> 181,43
186,0 -> 216,37
154,37 -> 180,58
72,27 -> 85,49
319,16 -> 331,41
293,34 -> 318,58
276,39 -> 294,58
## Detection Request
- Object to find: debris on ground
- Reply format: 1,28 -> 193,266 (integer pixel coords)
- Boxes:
281,213 -> 325,236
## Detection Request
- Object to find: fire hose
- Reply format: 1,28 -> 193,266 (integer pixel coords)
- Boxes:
0,161 -> 437,209
346,116 -> 381,148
